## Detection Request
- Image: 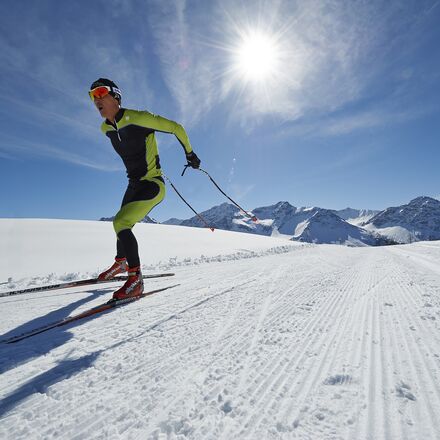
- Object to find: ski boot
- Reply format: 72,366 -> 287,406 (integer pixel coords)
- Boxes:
98,257 -> 127,281
112,266 -> 144,301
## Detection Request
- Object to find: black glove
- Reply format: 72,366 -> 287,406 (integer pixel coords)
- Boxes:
186,151 -> 201,169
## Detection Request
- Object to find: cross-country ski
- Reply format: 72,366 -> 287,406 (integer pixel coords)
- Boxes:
1,284 -> 179,344
0,273 -> 174,298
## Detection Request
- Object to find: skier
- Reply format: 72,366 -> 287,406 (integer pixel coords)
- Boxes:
89,78 -> 200,300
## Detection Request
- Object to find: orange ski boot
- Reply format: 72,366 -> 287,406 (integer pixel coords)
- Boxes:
112,266 -> 144,300
98,258 -> 127,281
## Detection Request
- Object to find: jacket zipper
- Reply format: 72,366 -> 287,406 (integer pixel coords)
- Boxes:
111,120 -> 121,141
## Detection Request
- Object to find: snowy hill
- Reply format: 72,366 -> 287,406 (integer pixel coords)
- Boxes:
292,209 -> 392,246
2,219 -> 440,439
363,196 -> 440,243
0,219 -> 293,283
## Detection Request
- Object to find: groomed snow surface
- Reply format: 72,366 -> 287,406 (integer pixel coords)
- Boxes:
1,219 -> 440,439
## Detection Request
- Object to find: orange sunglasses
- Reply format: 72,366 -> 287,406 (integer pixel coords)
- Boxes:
89,86 -> 112,101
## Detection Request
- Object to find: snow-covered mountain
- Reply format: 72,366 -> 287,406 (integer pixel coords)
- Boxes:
252,202 -> 319,235
363,196 -> 440,243
163,201 -> 317,236
163,201 -> 387,246
106,196 -> 440,246
178,203 -> 243,231
292,209 -> 393,246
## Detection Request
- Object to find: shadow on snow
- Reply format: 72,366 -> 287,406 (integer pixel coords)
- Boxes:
0,352 -> 101,419
0,288 -> 114,418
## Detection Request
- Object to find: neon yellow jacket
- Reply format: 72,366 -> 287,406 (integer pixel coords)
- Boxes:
101,108 -> 193,180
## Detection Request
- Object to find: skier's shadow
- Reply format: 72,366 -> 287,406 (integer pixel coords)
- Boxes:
0,352 -> 100,419
0,288 -> 111,375
0,288 -> 122,420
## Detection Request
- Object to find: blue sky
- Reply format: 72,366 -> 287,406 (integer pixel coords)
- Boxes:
1,0 -> 439,222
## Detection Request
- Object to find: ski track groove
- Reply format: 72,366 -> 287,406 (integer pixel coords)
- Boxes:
296,255 -> 385,440
347,248 -> 440,440
143,261 -> 295,439
218,264 -> 289,440
354,250 -> 440,440
352,258 -> 385,440
279,255 -> 379,440
140,262 -> 300,436
142,255 -> 326,438
390,290 -> 438,440
377,280 -> 406,440
232,254 -> 367,439
346,272 -> 373,440
388,255 -> 440,438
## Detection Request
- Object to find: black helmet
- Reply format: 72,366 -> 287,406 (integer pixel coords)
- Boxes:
90,78 -> 121,102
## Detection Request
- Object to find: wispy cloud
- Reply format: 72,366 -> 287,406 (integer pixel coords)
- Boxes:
147,1 -> 217,127
295,106 -> 430,139
0,150 -> 16,160
0,0 -> 155,166
0,134 -> 122,172
147,0 -> 438,130
228,158 -> 236,183
230,183 -> 255,200
321,109 -> 427,136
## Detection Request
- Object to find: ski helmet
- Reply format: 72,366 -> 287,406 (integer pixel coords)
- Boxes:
90,78 -> 121,102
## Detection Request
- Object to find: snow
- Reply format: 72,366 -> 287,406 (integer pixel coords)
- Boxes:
1,218 -> 295,283
1,219 -> 440,439
363,224 -> 417,244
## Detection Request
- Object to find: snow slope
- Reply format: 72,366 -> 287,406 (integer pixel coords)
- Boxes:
1,220 -> 440,439
1,218 -> 295,284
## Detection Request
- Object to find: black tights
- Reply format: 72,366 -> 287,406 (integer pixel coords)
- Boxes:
116,229 -> 140,268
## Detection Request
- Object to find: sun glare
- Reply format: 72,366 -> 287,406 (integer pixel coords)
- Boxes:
235,31 -> 280,82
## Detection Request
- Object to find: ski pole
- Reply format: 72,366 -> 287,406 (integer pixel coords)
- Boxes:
162,173 -> 215,232
182,166 -> 258,222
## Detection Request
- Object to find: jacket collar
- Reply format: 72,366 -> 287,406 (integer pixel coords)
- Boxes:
105,107 -> 125,126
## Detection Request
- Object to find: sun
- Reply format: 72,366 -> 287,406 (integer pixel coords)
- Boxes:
234,31 -> 280,82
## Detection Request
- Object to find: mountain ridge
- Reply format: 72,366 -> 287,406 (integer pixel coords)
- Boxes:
101,196 -> 440,246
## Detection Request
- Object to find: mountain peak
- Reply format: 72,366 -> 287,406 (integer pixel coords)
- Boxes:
365,195 -> 440,242
408,196 -> 440,207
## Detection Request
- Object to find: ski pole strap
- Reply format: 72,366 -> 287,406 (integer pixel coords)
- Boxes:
181,164 -> 190,176
162,173 -> 215,232
197,168 -> 258,222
